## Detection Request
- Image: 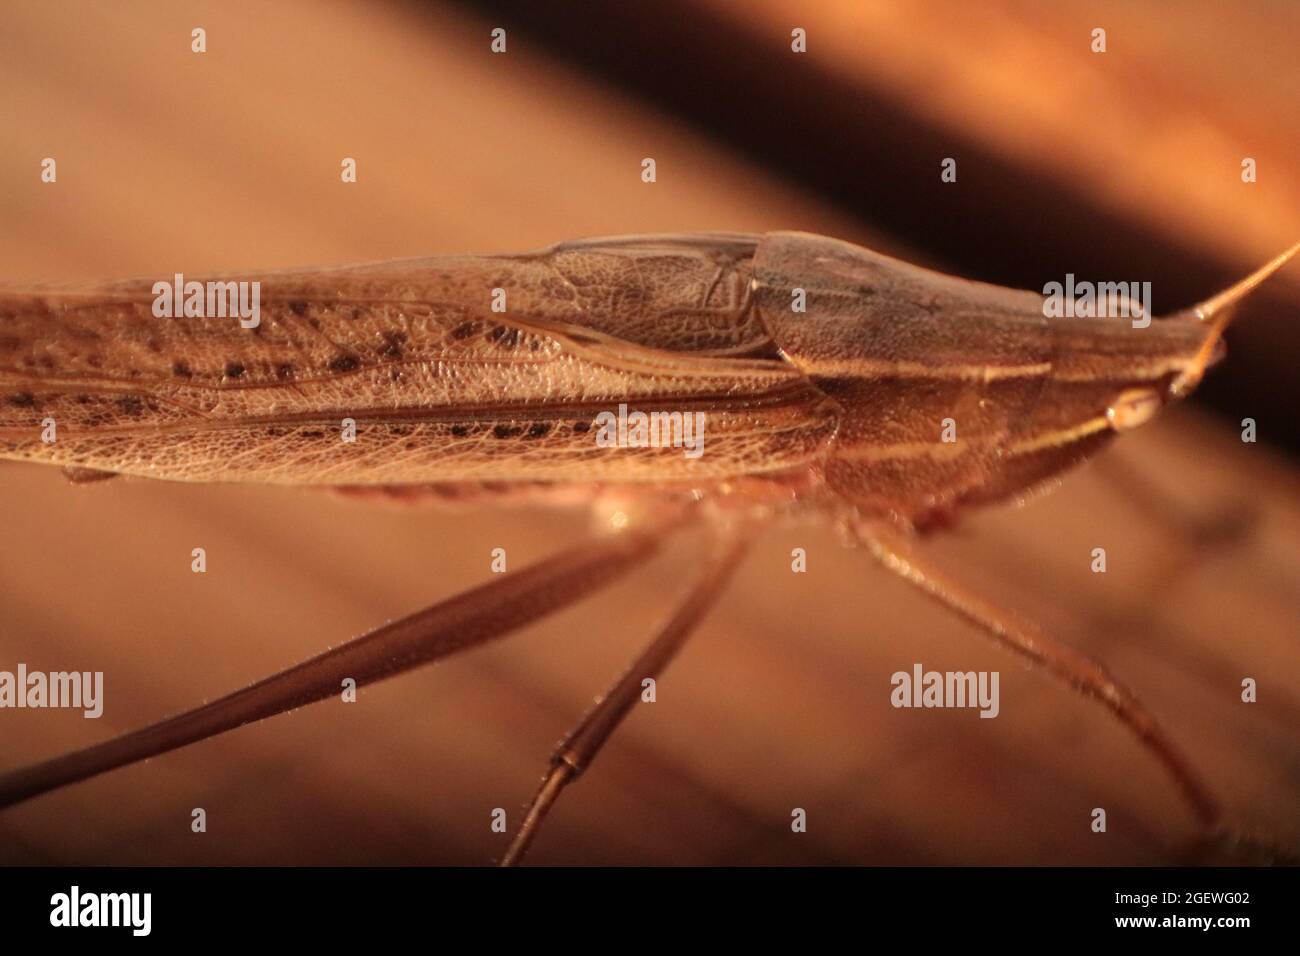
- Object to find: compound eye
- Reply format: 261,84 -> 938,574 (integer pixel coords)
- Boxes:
1106,387 -> 1163,432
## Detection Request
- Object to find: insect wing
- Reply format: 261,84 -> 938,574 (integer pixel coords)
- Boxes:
0,237 -> 836,484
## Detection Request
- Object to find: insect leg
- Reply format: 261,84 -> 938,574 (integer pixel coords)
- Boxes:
0,518 -> 680,810
500,523 -> 752,866
851,520 -> 1222,831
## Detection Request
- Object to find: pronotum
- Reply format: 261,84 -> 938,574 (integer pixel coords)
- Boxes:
0,231 -> 1295,863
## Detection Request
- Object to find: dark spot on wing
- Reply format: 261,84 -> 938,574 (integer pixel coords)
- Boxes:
450,423 -> 472,437
488,325 -> 521,349
378,330 -> 406,359
8,391 -> 36,408
118,396 -> 145,416
329,354 -> 362,373
172,360 -> 193,378
276,363 -> 296,381
493,423 -> 524,439
525,422 -> 551,439
572,420 -> 591,434
288,301 -> 308,316
225,362 -> 246,380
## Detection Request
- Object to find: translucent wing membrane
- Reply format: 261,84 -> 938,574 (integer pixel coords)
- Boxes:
0,235 -> 835,485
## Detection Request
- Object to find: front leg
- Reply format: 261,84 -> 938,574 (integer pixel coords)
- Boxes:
849,518 -> 1222,831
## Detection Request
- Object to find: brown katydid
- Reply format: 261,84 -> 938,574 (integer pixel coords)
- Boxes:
0,231 -> 1295,864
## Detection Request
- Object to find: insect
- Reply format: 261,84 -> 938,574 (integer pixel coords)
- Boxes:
0,231 -> 1295,864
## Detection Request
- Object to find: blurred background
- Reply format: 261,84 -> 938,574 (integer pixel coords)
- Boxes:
0,0 -> 1296,865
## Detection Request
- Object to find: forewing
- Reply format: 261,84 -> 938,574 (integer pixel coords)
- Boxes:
0,235 -> 836,484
